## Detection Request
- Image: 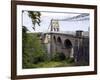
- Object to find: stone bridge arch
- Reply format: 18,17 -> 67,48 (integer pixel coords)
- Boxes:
45,31 -> 89,65
52,35 -> 75,58
53,36 -> 56,43
57,37 -> 62,45
63,39 -> 74,58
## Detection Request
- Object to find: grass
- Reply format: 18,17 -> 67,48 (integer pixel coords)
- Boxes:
25,60 -> 75,69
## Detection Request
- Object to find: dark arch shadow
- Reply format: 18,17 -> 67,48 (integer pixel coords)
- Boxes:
64,39 -> 72,48
64,39 -> 73,58
57,37 -> 62,45
53,36 -> 56,43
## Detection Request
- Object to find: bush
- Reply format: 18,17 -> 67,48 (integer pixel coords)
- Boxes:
32,55 -> 46,64
52,52 -> 66,61
22,33 -> 47,68
66,57 -> 74,63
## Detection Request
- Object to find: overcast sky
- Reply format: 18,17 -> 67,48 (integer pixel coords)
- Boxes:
22,11 -> 90,32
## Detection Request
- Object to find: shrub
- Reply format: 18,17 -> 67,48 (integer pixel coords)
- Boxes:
66,57 -> 74,63
22,33 -> 47,68
52,52 -> 66,61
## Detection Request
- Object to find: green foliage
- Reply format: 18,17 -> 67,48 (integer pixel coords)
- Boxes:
22,30 -> 47,68
28,11 -> 41,30
65,57 -> 74,63
22,26 -> 28,33
52,52 -> 66,61
29,60 -> 75,68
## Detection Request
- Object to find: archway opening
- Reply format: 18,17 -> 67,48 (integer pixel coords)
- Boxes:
53,36 -> 56,43
64,39 -> 73,58
57,37 -> 62,45
64,39 -> 72,48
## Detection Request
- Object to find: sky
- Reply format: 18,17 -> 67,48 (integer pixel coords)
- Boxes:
22,11 -> 90,32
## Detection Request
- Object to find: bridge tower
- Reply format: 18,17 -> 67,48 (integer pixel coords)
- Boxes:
51,19 -> 59,31
49,19 -> 60,59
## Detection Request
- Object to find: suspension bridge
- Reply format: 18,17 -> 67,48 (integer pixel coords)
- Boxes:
41,13 -> 89,65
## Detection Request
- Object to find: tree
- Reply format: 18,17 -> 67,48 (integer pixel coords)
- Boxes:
28,11 -> 41,30
22,33 -> 47,68
22,26 -> 29,68
22,12 -> 46,68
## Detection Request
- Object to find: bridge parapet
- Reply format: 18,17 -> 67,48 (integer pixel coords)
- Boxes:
44,30 -> 88,35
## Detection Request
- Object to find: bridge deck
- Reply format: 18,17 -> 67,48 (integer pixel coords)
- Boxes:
44,31 -> 89,38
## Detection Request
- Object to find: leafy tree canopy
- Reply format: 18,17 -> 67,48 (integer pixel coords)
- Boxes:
28,11 -> 41,30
